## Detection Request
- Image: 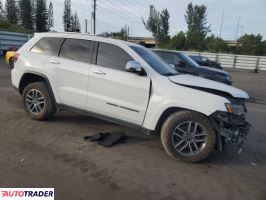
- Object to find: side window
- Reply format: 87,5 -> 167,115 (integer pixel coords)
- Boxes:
158,52 -> 181,65
31,37 -> 63,56
59,39 -> 94,63
97,42 -> 133,70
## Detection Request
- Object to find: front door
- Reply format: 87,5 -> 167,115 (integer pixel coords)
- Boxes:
86,42 -> 150,125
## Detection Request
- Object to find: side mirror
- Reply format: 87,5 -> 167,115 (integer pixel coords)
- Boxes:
126,61 -> 145,75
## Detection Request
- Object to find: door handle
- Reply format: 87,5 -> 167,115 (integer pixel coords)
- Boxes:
49,60 -> 60,64
92,70 -> 106,75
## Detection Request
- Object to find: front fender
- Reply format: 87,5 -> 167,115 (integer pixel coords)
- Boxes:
142,85 -> 230,130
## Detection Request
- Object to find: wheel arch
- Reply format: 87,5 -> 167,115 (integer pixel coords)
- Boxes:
19,72 -> 57,105
154,106 -> 213,135
154,107 -> 186,135
154,106 -> 222,151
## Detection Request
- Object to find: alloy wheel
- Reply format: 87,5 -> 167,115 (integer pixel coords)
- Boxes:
25,89 -> 45,114
172,121 -> 208,156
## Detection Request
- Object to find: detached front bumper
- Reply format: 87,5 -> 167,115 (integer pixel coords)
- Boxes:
210,111 -> 251,151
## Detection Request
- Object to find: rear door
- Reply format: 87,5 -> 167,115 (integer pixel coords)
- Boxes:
44,38 -> 94,109
86,42 -> 151,125
29,37 -> 64,72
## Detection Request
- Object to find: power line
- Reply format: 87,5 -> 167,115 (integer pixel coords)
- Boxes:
115,0 -> 148,16
97,18 -> 121,32
94,0 -> 149,36
97,5 -> 146,36
98,0 -> 142,22
123,0 -> 149,14
97,3 -> 137,23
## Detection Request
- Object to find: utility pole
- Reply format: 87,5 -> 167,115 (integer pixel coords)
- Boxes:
127,25 -> 129,40
92,0 -> 96,34
85,19 -> 88,34
240,25 -> 244,37
219,11 -> 224,38
235,15 -> 241,41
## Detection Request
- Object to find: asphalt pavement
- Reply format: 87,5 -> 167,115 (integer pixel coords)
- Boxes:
0,62 -> 265,200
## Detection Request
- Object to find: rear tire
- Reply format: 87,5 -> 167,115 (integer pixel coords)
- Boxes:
22,82 -> 56,121
161,111 -> 216,163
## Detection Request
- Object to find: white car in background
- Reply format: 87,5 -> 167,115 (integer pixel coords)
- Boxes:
11,32 -> 250,162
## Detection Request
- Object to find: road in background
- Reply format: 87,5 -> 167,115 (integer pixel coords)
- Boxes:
229,69 -> 266,104
0,63 -> 265,200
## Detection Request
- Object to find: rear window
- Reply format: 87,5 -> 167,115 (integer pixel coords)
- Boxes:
31,37 -> 63,56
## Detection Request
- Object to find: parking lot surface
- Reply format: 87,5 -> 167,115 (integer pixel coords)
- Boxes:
0,62 -> 265,200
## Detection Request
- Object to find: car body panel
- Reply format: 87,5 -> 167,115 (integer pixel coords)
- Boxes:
168,74 -> 249,99
44,56 -> 90,109
87,63 -> 151,125
11,32 -> 249,132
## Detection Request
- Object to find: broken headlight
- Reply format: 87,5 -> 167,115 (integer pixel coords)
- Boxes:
225,103 -> 245,115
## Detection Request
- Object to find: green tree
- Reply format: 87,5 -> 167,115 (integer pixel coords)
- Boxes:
5,0 -> 18,23
47,1 -> 54,30
142,5 -> 159,41
237,34 -> 265,55
35,0 -> 48,32
63,0 -> 72,32
206,35 -> 228,53
262,41 -> 266,56
184,2 -> 210,51
0,0 -> 5,19
169,31 -> 186,50
19,0 -> 33,31
0,19 -> 31,33
31,0 -> 37,31
142,5 -> 170,46
159,9 -> 170,44
120,26 -> 129,41
108,26 -> 129,40
70,12 -> 80,32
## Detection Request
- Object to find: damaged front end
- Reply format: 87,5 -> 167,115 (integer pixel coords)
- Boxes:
210,100 -> 251,153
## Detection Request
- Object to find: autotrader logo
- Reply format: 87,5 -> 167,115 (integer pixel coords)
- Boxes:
0,188 -> 54,200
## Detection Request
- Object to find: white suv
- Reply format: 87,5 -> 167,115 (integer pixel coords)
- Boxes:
11,33 -> 250,162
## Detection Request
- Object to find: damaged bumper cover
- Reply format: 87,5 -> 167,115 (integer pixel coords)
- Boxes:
210,111 -> 251,151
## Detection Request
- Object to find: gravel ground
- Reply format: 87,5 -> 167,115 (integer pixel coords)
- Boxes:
0,62 -> 266,200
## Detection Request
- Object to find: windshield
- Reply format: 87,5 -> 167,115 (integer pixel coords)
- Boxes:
179,53 -> 200,68
130,46 -> 178,76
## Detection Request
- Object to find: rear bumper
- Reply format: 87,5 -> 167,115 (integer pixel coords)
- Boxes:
11,68 -> 21,91
210,111 -> 251,150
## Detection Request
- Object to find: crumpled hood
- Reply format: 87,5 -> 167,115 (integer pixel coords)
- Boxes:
169,74 -> 249,99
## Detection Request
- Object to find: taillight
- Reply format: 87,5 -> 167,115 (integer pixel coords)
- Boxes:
14,52 -> 20,62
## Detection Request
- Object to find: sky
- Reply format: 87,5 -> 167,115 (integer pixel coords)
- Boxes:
3,0 -> 266,40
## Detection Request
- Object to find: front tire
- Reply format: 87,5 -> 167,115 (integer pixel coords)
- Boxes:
22,82 -> 56,121
161,111 -> 216,163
